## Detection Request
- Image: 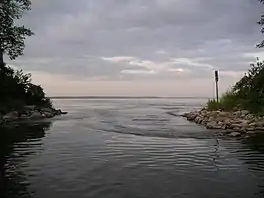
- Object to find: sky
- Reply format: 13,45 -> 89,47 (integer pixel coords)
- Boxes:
7,0 -> 264,97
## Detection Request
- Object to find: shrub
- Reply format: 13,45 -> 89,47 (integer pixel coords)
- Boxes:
0,65 -> 53,113
207,58 -> 264,114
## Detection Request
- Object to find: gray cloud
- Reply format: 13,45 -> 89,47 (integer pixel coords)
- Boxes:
9,0 -> 264,83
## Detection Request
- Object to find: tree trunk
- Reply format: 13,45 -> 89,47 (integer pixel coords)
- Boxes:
0,50 -> 4,68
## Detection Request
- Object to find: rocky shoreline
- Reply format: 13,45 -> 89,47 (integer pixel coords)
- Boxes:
183,109 -> 264,137
0,105 -> 67,124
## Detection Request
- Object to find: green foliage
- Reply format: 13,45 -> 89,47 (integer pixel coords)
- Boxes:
206,99 -> 221,111
257,0 -> 264,48
207,58 -> 264,114
0,0 -> 52,113
0,66 -> 53,113
206,91 -> 238,111
0,0 -> 34,61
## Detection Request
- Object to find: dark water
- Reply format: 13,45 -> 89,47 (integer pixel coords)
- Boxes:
1,98 -> 264,198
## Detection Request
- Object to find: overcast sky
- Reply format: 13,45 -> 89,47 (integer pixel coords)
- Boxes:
8,0 -> 264,96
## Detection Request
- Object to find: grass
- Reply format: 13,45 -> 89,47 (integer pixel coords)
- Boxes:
206,90 -> 238,111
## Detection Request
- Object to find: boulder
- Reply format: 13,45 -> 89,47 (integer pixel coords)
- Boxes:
206,121 -> 218,129
41,107 -> 54,113
182,113 -> 189,117
233,111 -> 242,117
3,111 -> 19,121
230,123 -> 242,129
255,121 -> 264,127
30,112 -> 44,120
240,120 -> 249,128
218,112 -> 230,117
256,127 -> 264,131
246,127 -> 255,132
42,112 -> 54,118
215,116 -> 226,122
208,116 -> 214,122
239,127 -> 247,133
229,132 -> 241,137
24,105 -> 36,111
241,110 -> 250,116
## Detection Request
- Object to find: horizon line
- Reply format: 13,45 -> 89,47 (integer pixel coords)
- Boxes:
50,96 -> 211,99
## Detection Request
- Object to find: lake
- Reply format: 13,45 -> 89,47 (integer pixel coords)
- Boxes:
1,98 -> 264,198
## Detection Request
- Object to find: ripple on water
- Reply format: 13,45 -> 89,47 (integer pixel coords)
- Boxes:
2,99 -> 264,198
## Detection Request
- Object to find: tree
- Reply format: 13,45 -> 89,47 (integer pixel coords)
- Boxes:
0,0 -> 34,67
257,0 -> 264,47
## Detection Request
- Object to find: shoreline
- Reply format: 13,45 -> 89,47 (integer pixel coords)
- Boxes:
183,109 -> 264,137
0,105 -> 67,125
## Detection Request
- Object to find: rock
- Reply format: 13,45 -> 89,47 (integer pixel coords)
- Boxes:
41,107 -> 54,113
61,111 -> 68,115
221,125 -> 227,129
245,114 -> 254,120
239,127 -> 247,133
255,121 -> 264,127
233,111 -> 242,117
240,120 -> 249,128
246,127 -> 255,131
30,112 -> 44,120
215,116 -> 226,122
218,112 -> 230,117
20,114 -> 30,120
208,116 -> 214,122
231,123 -> 242,129
256,127 -> 264,131
194,116 -> 203,124
42,112 -> 54,118
229,132 -> 241,137
182,113 -> 189,117
24,105 -> 36,111
241,110 -> 250,116
3,111 -> 19,121
206,121 -> 218,129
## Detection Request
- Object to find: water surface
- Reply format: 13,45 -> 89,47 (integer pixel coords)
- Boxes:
1,98 -> 264,198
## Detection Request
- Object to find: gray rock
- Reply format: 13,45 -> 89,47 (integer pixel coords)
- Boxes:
239,127 -> 247,133
24,105 -> 36,111
229,132 -> 241,137
208,116 -> 214,122
42,112 -> 54,118
233,111 -> 242,117
240,120 -> 249,128
241,110 -> 250,116
221,125 -> 227,130
206,121 -> 218,129
246,127 -> 255,131
30,112 -> 44,120
256,127 -> 264,131
255,121 -> 264,127
3,111 -> 19,121
231,123 -> 242,129
218,112 -> 230,117
182,113 -> 189,117
41,107 -> 54,113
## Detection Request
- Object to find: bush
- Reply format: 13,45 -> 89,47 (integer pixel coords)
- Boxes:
206,58 -> 264,114
0,65 -> 53,113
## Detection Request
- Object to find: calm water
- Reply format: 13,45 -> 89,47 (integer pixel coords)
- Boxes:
1,98 -> 264,198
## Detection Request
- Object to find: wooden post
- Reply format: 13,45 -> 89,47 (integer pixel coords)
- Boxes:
215,70 -> 219,102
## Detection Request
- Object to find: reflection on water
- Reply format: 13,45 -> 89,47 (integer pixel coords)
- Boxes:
0,99 -> 264,198
0,122 -> 52,198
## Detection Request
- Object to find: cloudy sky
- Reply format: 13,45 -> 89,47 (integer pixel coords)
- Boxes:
8,0 -> 264,96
